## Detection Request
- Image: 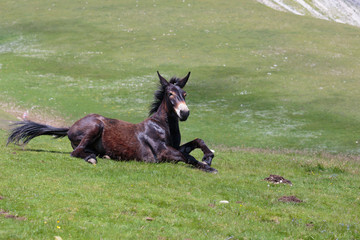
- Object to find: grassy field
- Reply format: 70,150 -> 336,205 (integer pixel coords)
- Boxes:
1,0 -> 360,239
1,0 -> 360,152
1,130 -> 359,239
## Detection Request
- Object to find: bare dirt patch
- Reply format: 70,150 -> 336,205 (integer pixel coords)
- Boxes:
0,209 -> 26,221
306,222 -> 315,228
278,196 -> 303,203
264,174 -> 293,185
0,101 -> 69,129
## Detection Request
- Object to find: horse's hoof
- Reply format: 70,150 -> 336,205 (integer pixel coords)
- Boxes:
202,156 -> 213,166
103,155 -> 111,159
86,158 -> 97,165
201,165 -> 218,173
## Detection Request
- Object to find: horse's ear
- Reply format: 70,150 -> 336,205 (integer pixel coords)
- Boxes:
176,72 -> 191,88
157,71 -> 169,87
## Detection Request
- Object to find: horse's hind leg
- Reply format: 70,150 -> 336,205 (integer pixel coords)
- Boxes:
178,138 -> 214,166
68,120 -> 103,164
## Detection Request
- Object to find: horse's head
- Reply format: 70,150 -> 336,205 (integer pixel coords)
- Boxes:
157,71 -> 190,121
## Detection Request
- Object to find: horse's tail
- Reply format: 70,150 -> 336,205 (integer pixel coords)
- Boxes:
7,120 -> 69,146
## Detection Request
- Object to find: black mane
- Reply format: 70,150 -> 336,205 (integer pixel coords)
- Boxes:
148,77 -> 180,116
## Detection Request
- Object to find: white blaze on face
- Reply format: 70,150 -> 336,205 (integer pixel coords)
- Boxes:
175,101 -> 189,118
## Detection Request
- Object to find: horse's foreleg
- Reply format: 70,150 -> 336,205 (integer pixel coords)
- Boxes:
184,154 -> 217,173
178,138 -> 214,166
159,147 -> 217,173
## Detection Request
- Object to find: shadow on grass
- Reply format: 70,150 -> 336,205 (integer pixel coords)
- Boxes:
21,148 -> 71,155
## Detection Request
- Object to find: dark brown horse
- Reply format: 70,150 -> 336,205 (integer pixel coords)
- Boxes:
7,72 -> 217,173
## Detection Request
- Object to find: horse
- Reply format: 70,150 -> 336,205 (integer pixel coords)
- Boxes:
7,72 -> 217,173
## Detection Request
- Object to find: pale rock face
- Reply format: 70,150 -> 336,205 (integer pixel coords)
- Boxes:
257,0 -> 360,28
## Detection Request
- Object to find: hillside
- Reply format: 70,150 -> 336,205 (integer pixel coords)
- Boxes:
258,0 -> 360,27
1,0 -> 360,153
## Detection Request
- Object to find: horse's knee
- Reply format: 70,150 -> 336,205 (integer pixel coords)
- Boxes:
195,138 -> 206,147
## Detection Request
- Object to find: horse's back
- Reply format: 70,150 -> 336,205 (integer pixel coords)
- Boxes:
69,113 -> 135,133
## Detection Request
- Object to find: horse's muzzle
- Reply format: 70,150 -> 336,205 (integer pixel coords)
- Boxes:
175,102 -> 190,121
179,109 -> 190,121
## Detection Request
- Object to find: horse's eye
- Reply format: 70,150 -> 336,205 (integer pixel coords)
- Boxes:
168,92 -> 173,97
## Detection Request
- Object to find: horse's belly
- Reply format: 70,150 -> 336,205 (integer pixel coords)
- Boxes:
101,119 -> 142,161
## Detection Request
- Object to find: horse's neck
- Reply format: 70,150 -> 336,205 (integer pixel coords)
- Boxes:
168,116 -> 181,148
152,102 -> 181,148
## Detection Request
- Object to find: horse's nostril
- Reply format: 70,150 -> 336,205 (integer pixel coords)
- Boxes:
180,110 -> 190,120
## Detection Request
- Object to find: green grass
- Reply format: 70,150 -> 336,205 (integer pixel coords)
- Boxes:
1,130 -> 359,239
1,0 -> 360,239
1,0 -> 360,152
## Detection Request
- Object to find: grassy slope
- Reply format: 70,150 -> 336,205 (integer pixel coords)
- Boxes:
0,0 -> 359,152
1,130 -> 359,239
1,0 -> 360,239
